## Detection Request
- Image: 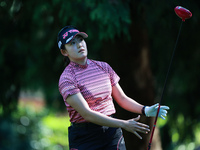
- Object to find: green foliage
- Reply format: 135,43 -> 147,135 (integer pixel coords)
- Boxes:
42,114 -> 70,148
88,0 -> 131,40
0,103 -> 70,150
158,115 -> 200,150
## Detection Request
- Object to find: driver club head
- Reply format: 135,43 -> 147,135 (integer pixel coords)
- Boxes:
174,6 -> 192,22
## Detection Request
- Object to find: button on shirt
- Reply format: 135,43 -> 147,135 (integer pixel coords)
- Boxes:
59,59 -> 120,123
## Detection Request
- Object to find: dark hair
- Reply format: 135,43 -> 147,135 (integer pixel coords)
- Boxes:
63,56 -> 70,66
62,46 -> 70,66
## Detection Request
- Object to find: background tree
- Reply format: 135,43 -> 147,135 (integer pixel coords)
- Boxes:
1,0 -> 200,149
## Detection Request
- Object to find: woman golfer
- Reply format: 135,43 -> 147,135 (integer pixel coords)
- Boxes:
57,25 -> 169,150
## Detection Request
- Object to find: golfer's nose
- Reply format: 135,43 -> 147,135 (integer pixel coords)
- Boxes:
76,41 -> 82,48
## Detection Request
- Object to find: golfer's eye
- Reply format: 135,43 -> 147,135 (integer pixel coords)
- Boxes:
78,37 -> 83,42
70,41 -> 76,45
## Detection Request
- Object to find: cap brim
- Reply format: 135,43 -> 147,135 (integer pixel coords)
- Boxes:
75,32 -> 88,38
65,32 -> 88,44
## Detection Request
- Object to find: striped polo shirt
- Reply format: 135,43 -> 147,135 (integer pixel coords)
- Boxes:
59,59 -> 120,123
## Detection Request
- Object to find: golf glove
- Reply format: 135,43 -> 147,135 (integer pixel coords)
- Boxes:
144,103 -> 169,120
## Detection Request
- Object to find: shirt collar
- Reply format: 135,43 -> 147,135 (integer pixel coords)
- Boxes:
70,59 -> 90,69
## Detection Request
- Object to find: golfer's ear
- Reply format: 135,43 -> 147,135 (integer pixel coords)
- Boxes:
60,49 -> 68,56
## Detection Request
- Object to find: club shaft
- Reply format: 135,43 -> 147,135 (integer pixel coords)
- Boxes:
147,21 -> 183,150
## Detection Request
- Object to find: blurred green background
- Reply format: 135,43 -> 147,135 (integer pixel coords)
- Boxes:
1,0 -> 200,150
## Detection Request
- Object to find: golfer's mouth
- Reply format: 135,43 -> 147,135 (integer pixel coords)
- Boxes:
78,49 -> 85,53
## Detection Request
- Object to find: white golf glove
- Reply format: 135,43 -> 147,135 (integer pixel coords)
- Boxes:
144,103 -> 170,120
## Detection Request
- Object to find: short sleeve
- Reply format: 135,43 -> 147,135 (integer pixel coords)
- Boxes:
59,74 -> 80,101
104,63 -> 120,87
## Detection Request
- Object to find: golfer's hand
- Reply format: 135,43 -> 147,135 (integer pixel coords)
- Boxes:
123,115 -> 150,139
145,103 -> 170,120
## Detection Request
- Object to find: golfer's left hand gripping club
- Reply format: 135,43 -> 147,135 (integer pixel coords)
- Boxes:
147,6 -> 192,150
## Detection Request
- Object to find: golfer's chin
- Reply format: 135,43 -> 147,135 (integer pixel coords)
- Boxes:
79,52 -> 88,59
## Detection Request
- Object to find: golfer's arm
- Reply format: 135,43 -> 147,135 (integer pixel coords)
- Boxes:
66,92 -> 126,128
112,83 -> 144,114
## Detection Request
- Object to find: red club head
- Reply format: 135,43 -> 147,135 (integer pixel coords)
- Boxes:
174,6 -> 192,22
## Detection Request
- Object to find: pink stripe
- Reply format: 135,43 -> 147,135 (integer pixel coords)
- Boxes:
117,135 -> 124,150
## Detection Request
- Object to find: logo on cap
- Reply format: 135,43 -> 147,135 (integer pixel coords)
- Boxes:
62,29 -> 79,39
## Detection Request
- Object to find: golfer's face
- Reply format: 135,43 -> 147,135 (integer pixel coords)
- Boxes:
64,36 -> 87,62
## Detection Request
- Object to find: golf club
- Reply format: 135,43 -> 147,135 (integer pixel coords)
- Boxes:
147,6 -> 192,150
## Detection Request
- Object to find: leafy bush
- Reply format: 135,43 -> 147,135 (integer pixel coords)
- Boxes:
0,102 -> 70,150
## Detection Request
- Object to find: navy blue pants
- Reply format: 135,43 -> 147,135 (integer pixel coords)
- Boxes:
68,123 -> 126,150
